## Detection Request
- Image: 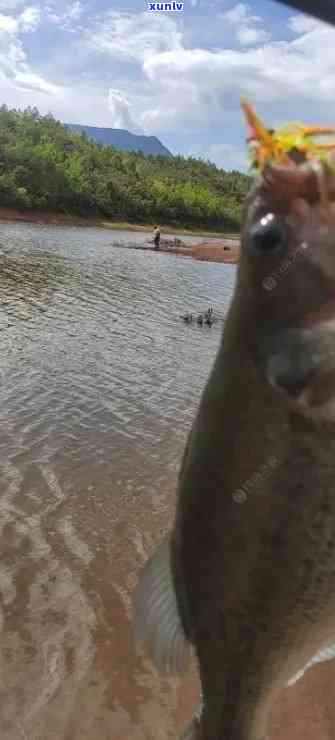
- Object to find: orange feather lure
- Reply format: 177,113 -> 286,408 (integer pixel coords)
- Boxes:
242,98 -> 335,174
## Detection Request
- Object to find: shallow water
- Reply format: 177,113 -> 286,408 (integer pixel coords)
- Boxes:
0,223 -> 235,739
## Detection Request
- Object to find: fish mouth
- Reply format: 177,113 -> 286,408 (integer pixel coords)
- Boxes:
261,320 -> 335,414
268,362 -> 335,412
260,159 -> 335,415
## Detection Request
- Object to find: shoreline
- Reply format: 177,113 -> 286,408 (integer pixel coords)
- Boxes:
0,207 -> 240,264
125,238 -> 240,264
190,241 -> 239,264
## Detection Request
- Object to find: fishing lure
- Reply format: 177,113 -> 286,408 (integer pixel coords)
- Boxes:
242,98 -> 335,174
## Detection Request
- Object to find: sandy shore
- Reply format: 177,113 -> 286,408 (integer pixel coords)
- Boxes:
134,241 -> 240,264
190,240 -> 240,263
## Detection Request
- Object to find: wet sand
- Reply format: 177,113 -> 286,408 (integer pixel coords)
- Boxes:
190,240 -> 240,263
0,468 -> 198,740
4,460 -> 335,740
271,662 -> 335,739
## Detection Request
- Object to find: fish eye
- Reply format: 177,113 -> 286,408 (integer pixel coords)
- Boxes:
249,213 -> 286,256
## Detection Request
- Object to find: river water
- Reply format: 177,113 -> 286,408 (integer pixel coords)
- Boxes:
0,223 -> 235,740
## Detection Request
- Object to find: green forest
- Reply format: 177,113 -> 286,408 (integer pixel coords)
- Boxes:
0,105 -> 251,231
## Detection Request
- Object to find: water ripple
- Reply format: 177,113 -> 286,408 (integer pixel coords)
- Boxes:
0,222 -> 235,738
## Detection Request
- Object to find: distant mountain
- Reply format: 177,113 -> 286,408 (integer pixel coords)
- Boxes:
66,124 -> 172,157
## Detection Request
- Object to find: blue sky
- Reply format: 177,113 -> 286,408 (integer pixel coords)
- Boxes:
1,0 -> 335,170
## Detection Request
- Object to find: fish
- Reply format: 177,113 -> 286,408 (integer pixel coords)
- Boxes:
133,159 -> 335,740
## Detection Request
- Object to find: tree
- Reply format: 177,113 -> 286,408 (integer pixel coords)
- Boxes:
0,105 -> 250,228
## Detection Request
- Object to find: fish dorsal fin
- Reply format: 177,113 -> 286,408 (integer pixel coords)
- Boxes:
133,535 -> 192,674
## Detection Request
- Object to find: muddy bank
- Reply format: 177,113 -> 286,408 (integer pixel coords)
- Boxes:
132,239 -> 240,264
190,240 -> 240,263
148,242 -> 240,264
0,207 -> 235,237
0,206 -> 103,228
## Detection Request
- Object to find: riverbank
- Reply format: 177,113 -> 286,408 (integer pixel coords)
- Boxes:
0,207 -> 241,264
0,207 -> 107,229
0,207 -> 236,237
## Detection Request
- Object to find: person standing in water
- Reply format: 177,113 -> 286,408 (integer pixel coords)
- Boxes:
153,226 -> 161,250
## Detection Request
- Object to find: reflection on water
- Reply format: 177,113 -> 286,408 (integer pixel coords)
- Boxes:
0,223 -> 235,739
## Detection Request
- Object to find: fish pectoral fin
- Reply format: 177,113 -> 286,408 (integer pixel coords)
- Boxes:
133,534 -> 192,674
286,642 -> 335,686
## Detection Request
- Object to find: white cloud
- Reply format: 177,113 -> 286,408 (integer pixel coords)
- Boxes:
0,50 -> 60,94
0,6 -> 61,96
12,69 -> 60,94
0,14 -> 18,34
39,3 -> 335,149
222,2 -> 270,46
46,1 -> 84,30
61,5 -> 335,139
0,0 -> 25,8
107,89 -> 141,132
0,6 -> 41,36
86,11 -> 183,63
223,2 -> 249,24
19,6 -> 41,33
238,26 -> 266,45
7,42 -> 25,63
138,11 -> 335,133
205,142 -> 247,171
288,14 -> 322,35
67,1 -> 83,21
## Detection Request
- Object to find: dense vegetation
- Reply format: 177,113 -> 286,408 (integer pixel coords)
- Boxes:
0,105 -> 251,231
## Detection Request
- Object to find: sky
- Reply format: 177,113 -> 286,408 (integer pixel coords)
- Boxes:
1,0 -> 335,170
